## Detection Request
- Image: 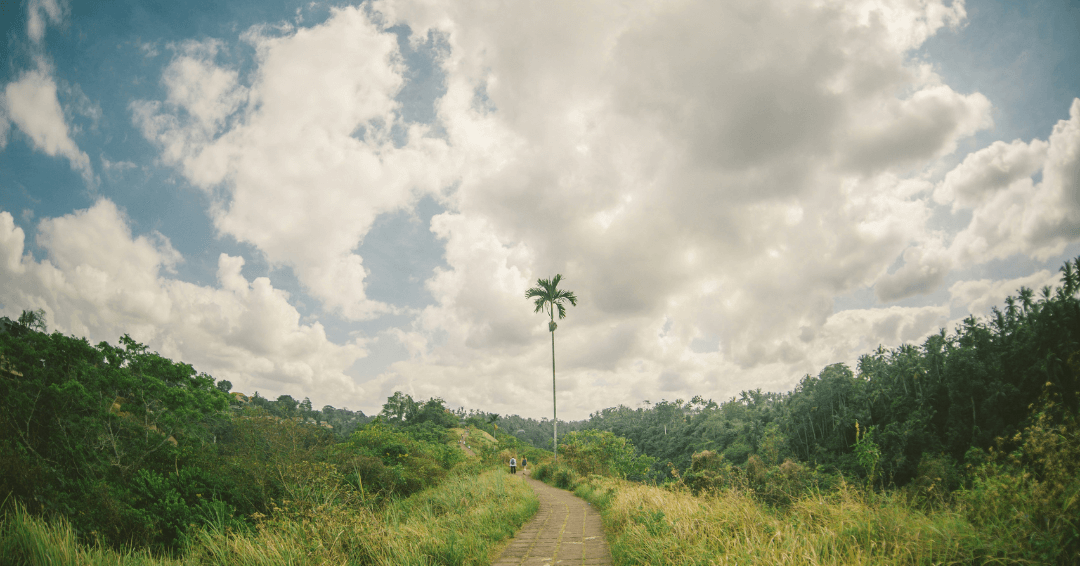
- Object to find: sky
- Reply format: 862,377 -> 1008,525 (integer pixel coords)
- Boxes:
1,0 -> 1079,421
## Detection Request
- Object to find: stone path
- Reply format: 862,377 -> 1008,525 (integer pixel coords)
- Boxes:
493,472 -> 613,566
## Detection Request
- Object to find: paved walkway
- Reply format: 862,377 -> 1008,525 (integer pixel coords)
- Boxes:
493,471 -> 613,566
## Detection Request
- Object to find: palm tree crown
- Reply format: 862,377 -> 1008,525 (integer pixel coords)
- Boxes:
526,274 -> 578,329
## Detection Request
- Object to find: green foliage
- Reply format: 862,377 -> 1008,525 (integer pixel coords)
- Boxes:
378,391 -> 462,429
17,309 -> 47,333
525,274 -> 579,322
958,398 -> 1080,564
852,421 -> 881,489
337,421 -> 463,502
560,429 -> 656,480
0,328 -> 231,550
1,469 -> 538,566
532,461 -> 580,490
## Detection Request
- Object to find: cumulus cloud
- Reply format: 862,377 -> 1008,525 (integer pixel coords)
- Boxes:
935,138 -> 1049,210
0,202 -> 369,406
345,0 -> 993,416
948,99 -> 1080,263
125,0 -> 1076,418
817,304 -> 952,364
948,270 -> 1064,318
874,240 -> 952,302
2,69 -> 94,184
133,7 -> 455,321
842,83 -> 992,173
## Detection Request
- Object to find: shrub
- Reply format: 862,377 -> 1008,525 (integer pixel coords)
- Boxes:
559,429 -> 655,480
959,403 -> 1080,564
532,461 -> 580,490
681,450 -> 746,495
754,458 -> 810,508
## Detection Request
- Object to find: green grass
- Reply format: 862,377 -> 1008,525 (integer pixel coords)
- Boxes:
0,468 -> 538,566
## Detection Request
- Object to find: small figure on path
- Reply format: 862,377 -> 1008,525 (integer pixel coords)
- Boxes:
521,456 -> 527,471
510,456 -> 517,474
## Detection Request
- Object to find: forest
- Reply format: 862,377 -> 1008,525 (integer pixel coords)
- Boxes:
0,258 -> 1078,564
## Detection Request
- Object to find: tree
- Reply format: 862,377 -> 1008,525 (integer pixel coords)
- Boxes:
276,394 -> 299,418
380,391 -> 419,423
525,274 -> 578,462
17,308 -> 47,333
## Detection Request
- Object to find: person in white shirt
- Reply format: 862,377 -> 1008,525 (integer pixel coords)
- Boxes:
509,457 -> 517,474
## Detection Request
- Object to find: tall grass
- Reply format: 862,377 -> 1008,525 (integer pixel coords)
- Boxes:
0,468 -> 537,566
571,475 -> 1023,566
0,503 -> 163,565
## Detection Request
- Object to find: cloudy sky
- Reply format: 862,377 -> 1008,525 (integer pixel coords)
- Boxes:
1,0 -> 1078,420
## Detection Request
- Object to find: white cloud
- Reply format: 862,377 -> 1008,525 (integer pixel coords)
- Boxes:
124,0 -> 1075,418
133,7 -> 455,321
874,239 -> 952,302
841,83 -> 992,173
948,98 -> 1080,263
814,304 -> 954,368
948,270 -> 1064,318
2,69 -> 94,184
100,155 -> 138,174
27,0 -> 64,45
0,201 -> 369,406
352,0 -> 995,416
935,138 -> 1049,210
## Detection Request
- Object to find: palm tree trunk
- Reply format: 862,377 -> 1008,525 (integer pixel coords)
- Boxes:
551,308 -> 558,463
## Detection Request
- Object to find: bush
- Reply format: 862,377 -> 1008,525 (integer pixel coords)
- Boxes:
958,404 -> 1080,564
338,422 -> 453,502
532,462 -> 580,490
681,450 -> 746,495
558,430 -> 655,480
754,458 -> 810,508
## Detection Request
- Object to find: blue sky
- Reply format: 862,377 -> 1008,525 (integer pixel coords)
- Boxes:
1,0 -> 1078,419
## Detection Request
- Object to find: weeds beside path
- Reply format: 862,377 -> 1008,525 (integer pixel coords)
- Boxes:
493,471 -> 612,566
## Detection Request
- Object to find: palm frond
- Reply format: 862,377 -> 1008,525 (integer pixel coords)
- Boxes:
526,274 -> 577,323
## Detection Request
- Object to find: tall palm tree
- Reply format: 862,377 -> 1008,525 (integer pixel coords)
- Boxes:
525,274 -> 578,463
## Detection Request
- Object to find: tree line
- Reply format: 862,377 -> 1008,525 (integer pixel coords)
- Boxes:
576,258 -> 1080,492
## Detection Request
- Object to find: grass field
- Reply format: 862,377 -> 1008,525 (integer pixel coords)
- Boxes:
569,474 -> 1055,566
1,467 -> 538,566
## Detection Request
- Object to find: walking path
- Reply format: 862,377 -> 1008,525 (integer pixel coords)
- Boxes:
459,430 -> 477,457
493,471 -> 613,566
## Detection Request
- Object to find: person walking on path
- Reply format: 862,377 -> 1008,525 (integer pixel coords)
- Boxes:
521,456 -> 527,472
510,457 -> 517,474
